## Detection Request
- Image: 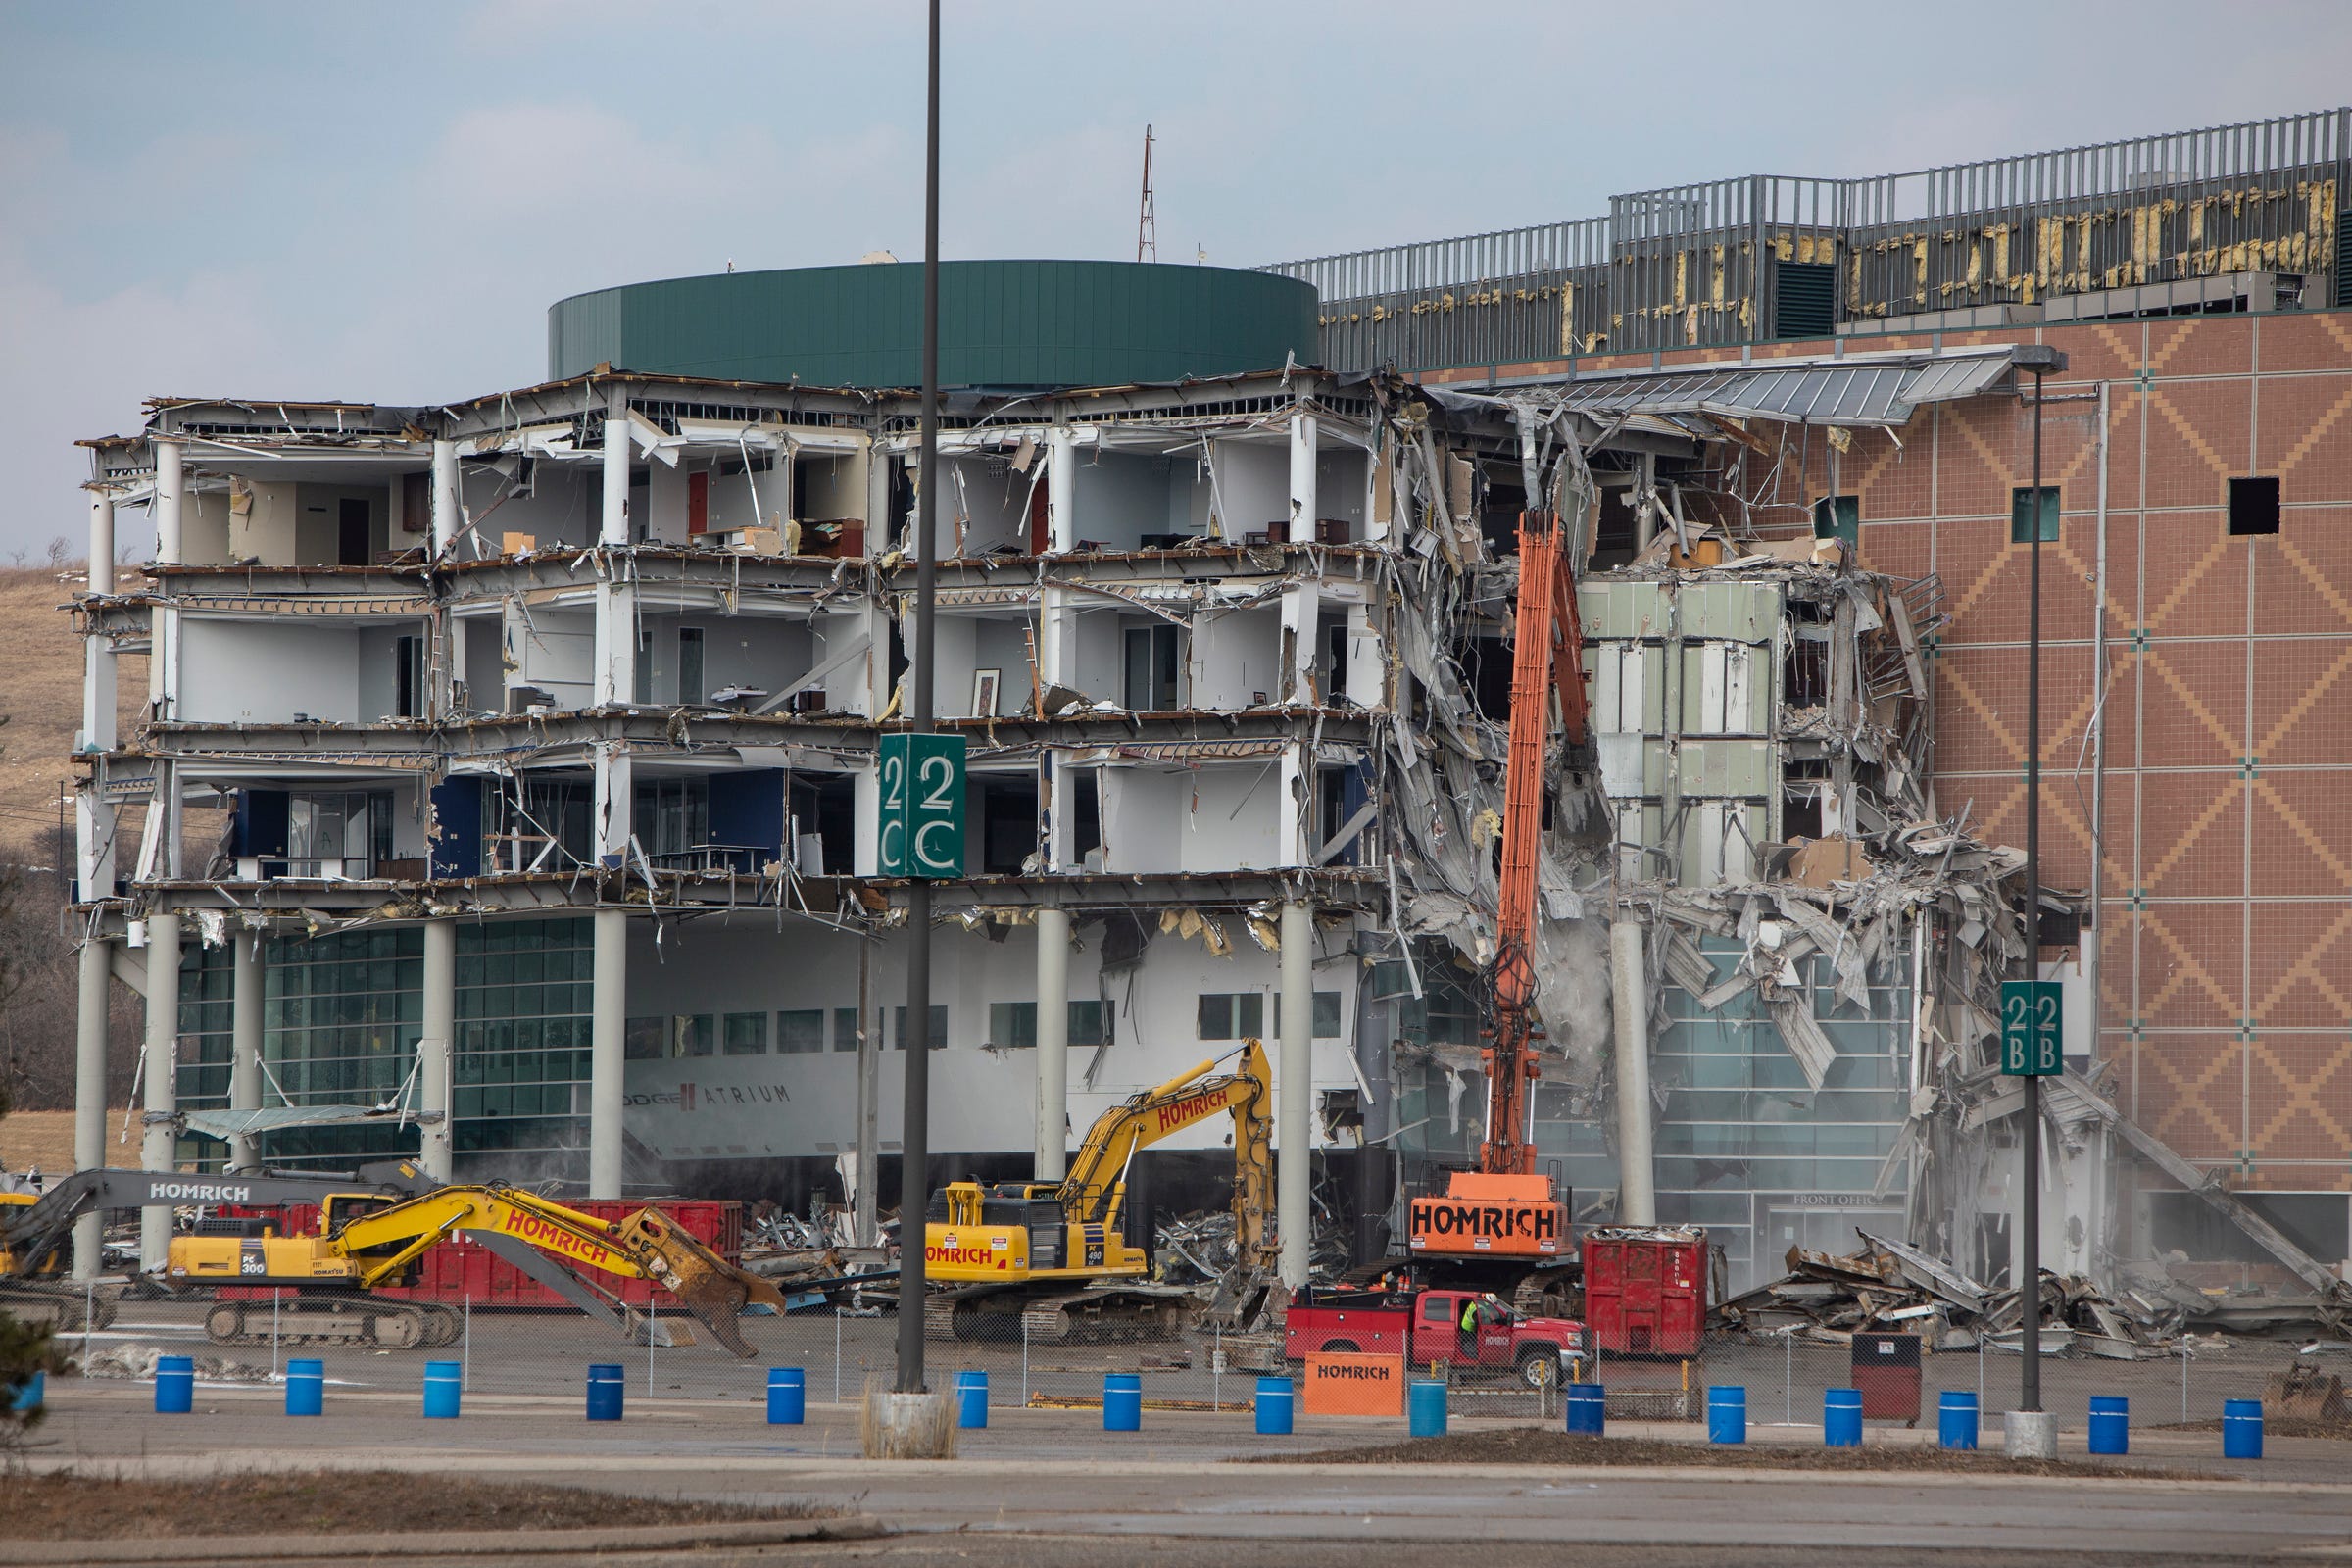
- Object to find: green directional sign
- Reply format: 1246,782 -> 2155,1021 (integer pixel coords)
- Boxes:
877,732 -> 965,879
2000,979 -> 2063,1076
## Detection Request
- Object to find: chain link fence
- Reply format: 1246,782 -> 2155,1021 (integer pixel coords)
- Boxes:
55,1285 -> 2291,1433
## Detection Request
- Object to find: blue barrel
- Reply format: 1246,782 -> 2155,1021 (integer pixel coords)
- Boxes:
1706,1385 -> 1746,1445
2223,1397 -> 2263,1459
154,1354 -> 194,1415
285,1358 -> 324,1417
766,1366 -> 805,1425
1408,1379 -> 1447,1438
1103,1372 -> 1142,1431
586,1363 -> 624,1422
1824,1388 -> 1862,1447
422,1360 -> 462,1419
1254,1376 -> 1294,1435
2088,1395 -> 2129,1455
1564,1382 -> 1605,1436
1937,1391 -> 1980,1450
11,1370 -> 44,1413
955,1370 -> 989,1430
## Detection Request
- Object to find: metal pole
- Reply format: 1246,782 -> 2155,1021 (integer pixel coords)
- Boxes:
893,0 -> 942,1396
1021,1312 -> 1030,1409
834,1307 -> 844,1405
464,1293 -> 471,1393
2021,367 -> 2045,1415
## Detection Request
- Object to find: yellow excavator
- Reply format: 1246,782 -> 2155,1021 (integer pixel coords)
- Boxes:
167,1183 -> 790,1357
922,1039 -> 1275,1344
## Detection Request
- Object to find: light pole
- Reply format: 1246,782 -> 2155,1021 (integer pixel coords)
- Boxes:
894,0 -> 943,1396
2009,343 -> 2066,1457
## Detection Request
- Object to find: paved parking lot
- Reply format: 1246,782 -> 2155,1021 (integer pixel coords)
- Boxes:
23,1376 -> 2352,1566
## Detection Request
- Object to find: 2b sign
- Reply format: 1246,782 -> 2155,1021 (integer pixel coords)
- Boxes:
877,732 -> 964,878
2000,980 -> 2062,1076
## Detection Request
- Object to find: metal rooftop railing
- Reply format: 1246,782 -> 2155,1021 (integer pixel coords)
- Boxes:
1264,108 -> 2351,369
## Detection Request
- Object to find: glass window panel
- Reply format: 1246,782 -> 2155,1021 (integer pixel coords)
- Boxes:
990,1002 -> 1038,1049
776,1011 -> 828,1054
1197,994 -> 1233,1040
833,1007 -> 860,1053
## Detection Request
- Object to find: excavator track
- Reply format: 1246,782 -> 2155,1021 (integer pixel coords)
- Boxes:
1510,1266 -> 1581,1319
0,1282 -> 121,1333
924,1283 -> 1201,1345
201,1293 -> 432,1350
1019,1284 -> 1200,1346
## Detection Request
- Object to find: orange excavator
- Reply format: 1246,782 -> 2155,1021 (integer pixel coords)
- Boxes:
1404,506 -> 1589,1309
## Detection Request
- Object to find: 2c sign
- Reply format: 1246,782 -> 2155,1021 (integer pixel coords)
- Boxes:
878,732 -> 965,878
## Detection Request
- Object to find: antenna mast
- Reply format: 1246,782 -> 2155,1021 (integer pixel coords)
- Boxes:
1136,124 -> 1156,263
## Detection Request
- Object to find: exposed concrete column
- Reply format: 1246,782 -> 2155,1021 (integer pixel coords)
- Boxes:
1033,906 -> 1071,1180
430,438 -> 461,558
1045,429 -> 1076,553
153,439 -> 183,564
1277,744 -> 1309,866
75,791 -> 117,906
1343,603 -> 1383,710
1282,581 -> 1319,703
588,908 -> 626,1199
601,386 -> 630,547
1277,898 -> 1314,1289
138,912 -> 181,1269
73,935 -> 111,1278
1288,411 -> 1318,543
417,918 -> 456,1183
595,388 -> 635,706
88,490 -> 117,595
592,744 -> 633,868
226,929 -> 263,1171
1610,915 -> 1656,1226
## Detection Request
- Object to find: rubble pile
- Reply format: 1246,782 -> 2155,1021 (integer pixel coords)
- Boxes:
1714,1230 -> 2199,1358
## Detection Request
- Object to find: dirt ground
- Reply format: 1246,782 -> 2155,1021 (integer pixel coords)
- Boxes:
2152,1414 -> 2351,1441
1277,1425 -> 2187,1476
0,1470 -> 822,1540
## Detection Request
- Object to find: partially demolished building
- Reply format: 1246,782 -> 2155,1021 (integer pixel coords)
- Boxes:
1273,107 -> 2352,1310
62,112 -> 2352,1319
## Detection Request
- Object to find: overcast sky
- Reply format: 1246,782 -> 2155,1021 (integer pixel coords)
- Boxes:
3,0 -> 2346,557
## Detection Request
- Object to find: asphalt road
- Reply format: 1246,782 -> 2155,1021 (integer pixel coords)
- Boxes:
22,1383 -> 2352,1566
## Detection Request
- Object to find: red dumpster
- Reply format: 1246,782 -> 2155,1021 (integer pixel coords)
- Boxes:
224,1199 -> 742,1310
1583,1226 -> 1707,1357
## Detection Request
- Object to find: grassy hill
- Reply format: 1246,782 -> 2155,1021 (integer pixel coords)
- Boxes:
0,565 -> 147,862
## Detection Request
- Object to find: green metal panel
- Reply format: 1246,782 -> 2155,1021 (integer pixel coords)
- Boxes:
549,261 -> 1318,388
1679,583 -> 1781,643
1675,738 -> 1772,797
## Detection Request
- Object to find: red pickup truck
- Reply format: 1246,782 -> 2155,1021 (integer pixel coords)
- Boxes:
1285,1286 -> 1588,1388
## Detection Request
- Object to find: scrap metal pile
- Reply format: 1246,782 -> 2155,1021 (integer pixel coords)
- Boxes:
1715,1229 -> 2300,1357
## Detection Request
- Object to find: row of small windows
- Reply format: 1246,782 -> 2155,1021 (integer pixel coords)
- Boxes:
621,1002 -> 1119,1058
1809,475 -> 2286,546
1198,992 -> 1343,1040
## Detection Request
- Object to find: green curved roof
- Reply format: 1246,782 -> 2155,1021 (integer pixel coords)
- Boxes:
549,260 -> 1318,389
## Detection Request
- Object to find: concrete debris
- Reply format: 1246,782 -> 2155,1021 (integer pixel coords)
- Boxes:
80,1344 -> 273,1383
1709,1229 -> 2316,1356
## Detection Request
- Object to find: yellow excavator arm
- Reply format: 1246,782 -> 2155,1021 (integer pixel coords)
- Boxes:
1062,1039 -> 1274,1242
328,1185 -> 789,1356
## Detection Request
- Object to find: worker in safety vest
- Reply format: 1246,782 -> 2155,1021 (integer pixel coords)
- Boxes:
1458,1292 -> 1500,1350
